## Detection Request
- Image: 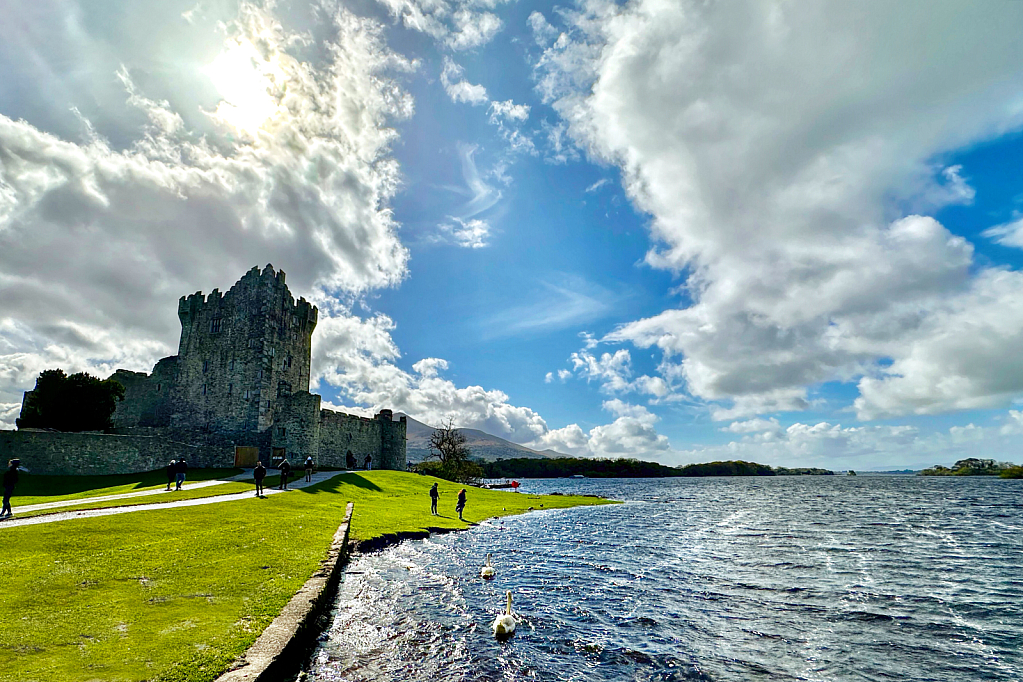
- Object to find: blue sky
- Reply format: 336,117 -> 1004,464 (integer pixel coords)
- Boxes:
3,0 -> 1023,469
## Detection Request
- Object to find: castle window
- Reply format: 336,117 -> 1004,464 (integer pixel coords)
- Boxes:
257,370 -> 263,380
269,347 -> 276,357
244,389 -> 251,400
277,426 -> 286,437
265,400 -> 271,409
283,355 -> 292,370
156,383 -> 161,392
292,316 -> 298,327
227,383 -> 233,395
277,381 -> 291,398
203,360 -> 209,373
210,318 -> 222,333
229,359 -> 235,371
202,384 -> 207,396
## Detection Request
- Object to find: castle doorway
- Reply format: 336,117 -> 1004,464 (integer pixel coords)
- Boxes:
234,446 -> 258,467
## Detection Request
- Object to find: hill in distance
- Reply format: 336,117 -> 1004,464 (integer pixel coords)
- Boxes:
401,414 -> 566,463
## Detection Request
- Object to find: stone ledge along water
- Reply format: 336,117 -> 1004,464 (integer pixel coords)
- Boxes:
306,476 -> 1023,682
217,501 -> 354,682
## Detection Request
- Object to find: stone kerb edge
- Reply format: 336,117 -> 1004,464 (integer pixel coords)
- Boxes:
215,501 -> 354,682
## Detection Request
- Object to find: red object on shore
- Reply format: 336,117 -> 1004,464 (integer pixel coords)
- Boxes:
511,480 -> 520,490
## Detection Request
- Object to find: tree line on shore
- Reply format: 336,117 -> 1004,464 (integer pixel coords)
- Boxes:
919,458 -> 1023,478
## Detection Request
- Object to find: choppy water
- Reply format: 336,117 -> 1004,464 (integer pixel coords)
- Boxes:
306,476 -> 1023,681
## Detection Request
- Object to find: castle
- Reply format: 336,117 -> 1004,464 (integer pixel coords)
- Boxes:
3,265 -> 406,475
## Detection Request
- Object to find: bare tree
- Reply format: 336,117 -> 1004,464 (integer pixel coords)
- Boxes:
425,417 -> 482,484
429,417 -> 471,465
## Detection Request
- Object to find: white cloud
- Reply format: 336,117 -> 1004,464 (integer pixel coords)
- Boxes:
982,215 -> 1023,249
723,417 -> 781,434
528,11 -> 559,46
374,0 -> 506,50
566,347 -> 670,398
585,178 -> 610,193
436,217 -> 492,248
488,100 -> 530,124
441,57 -> 489,105
482,274 -> 615,338
537,0 -> 1023,421
0,2 -> 413,424
447,10 -> 503,51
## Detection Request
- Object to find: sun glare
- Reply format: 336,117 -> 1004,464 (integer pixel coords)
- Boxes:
204,39 -> 286,136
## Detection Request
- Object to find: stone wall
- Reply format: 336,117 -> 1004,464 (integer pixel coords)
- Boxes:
316,409 -> 406,470
0,429 -> 234,476
273,391 -> 321,464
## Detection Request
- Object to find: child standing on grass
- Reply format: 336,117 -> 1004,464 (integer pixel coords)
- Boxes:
456,488 -> 466,521
304,456 -> 314,482
165,460 -> 176,491
1,459 -> 20,518
253,461 -> 267,497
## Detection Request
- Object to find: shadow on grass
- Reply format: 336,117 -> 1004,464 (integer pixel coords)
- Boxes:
16,468 -> 243,499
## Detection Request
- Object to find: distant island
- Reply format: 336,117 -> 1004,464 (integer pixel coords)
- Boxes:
919,458 -> 1023,478
479,457 -> 833,479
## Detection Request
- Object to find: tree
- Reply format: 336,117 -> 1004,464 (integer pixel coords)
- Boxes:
429,417 -> 471,465
421,417 -> 483,485
17,369 -> 125,432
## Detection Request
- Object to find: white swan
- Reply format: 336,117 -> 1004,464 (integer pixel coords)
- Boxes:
492,590 -> 516,638
480,553 -> 496,580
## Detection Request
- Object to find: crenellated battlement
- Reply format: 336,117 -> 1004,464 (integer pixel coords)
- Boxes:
93,265 -> 404,471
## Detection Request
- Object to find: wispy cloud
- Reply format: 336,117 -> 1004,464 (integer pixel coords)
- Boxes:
480,274 -> 620,339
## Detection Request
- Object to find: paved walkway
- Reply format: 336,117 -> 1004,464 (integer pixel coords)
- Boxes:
0,470 -> 349,529
14,470 -> 256,514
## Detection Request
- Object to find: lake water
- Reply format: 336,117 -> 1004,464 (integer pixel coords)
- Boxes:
305,476 -> 1023,681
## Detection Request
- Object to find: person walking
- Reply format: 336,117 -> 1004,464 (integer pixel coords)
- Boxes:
304,456 -> 314,482
1,459 -> 21,518
429,482 -> 439,515
278,457 -> 291,490
175,459 -> 188,490
456,488 -> 467,522
253,461 -> 267,497
364,455 -> 372,470
165,460 -> 177,491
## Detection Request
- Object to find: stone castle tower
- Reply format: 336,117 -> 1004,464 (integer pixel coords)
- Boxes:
174,264 -> 317,434
106,265 -> 405,470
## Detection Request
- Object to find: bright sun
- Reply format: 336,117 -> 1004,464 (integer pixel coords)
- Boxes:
204,39 -> 286,136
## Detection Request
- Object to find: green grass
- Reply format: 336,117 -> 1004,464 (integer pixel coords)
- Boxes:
10,476 -> 285,520
0,470 -> 611,682
13,469 -> 245,507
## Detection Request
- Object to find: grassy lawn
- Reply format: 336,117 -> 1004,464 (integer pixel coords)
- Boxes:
13,469 -> 245,507
0,471 -> 611,682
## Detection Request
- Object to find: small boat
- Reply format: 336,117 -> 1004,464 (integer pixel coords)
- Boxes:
570,474 -> 586,479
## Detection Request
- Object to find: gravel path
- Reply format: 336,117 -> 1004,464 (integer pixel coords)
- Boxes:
0,470 -> 349,529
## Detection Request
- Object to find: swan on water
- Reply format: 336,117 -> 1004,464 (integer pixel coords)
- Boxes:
481,553 -> 496,580
492,590 -> 516,638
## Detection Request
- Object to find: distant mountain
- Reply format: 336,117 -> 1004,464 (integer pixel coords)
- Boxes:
401,414 -> 563,463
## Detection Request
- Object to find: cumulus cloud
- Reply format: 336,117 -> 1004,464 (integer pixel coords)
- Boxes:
0,1 -> 412,425
529,399 -> 670,459
566,347 -> 669,398
536,0 -> 1023,421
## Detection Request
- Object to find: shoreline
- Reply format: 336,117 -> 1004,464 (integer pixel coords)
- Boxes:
218,498 -> 611,682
